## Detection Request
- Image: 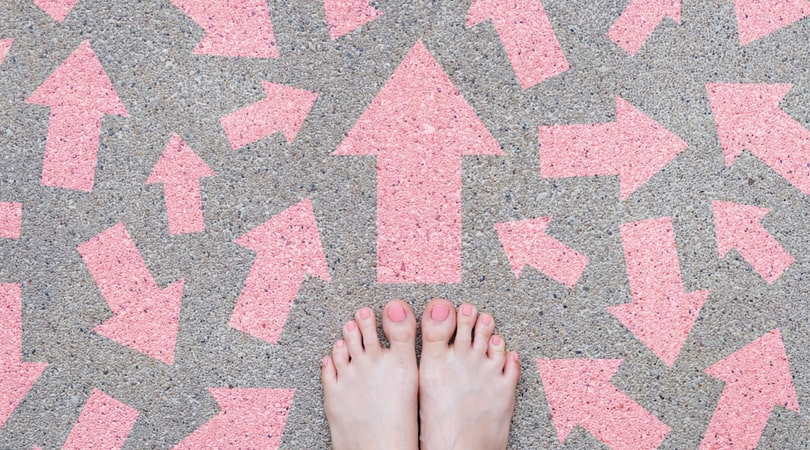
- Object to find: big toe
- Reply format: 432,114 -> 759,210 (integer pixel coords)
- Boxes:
421,298 -> 456,352
382,300 -> 417,353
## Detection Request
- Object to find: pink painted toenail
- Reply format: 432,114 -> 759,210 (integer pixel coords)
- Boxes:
346,321 -> 356,331
482,315 -> 492,325
431,305 -> 450,321
461,305 -> 472,316
387,304 -> 407,322
336,340 -> 345,347
514,353 -> 520,362
491,336 -> 501,345
322,357 -> 329,367
359,308 -> 371,319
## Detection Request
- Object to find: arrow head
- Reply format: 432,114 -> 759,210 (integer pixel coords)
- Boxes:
712,200 -> 769,257
0,362 -> 48,428
324,0 -> 383,40
495,217 -> 551,278
734,0 -> 810,45
467,0 -> 498,27
33,0 -> 79,22
0,38 -> 13,66
147,134 -> 215,185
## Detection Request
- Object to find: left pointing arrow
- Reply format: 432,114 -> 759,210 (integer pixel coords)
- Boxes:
26,41 -> 128,192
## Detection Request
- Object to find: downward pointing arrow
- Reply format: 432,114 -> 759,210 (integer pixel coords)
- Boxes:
607,0 -> 681,55
230,198 -> 330,345
701,329 -> 799,449
609,217 -> 709,366
78,223 -> 183,364
713,201 -> 794,283
25,41 -> 128,192
537,358 -> 671,448
734,0 -> 810,45
61,390 -> 139,450
539,97 -> 687,199
466,0 -> 569,89
0,284 -> 48,428
0,38 -> 13,66
33,0 -> 78,22
147,135 -> 215,235
324,0 -> 382,40
494,217 -> 588,288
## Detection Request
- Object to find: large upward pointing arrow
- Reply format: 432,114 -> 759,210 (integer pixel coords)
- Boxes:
335,40 -> 503,284
26,41 -> 128,192
607,0 -> 681,55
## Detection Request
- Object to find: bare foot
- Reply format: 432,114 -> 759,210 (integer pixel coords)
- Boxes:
418,299 -> 520,450
322,300 -> 419,450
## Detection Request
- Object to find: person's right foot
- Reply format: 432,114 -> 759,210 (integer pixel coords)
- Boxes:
418,298 -> 520,450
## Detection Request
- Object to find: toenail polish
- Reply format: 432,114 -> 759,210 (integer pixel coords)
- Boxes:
482,315 -> 492,325
461,305 -> 472,316
359,308 -> 371,320
431,305 -> 450,321
387,304 -> 407,322
336,340 -> 345,347
346,321 -> 356,331
491,336 -> 501,345
322,357 -> 329,367
514,353 -> 520,362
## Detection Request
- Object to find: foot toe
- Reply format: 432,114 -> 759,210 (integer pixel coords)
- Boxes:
503,351 -> 521,384
454,303 -> 477,350
382,300 -> 417,352
473,313 -> 495,354
333,339 -> 349,369
486,334 -> 506,365
421,298 -> 456,351
355,307 -> 381,356
321,355 -> 337,385
343,320 -> 364,357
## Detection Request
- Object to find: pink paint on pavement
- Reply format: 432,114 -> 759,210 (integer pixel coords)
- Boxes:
0,284 -> 48,428
701,329 -> 799,449
146,135 -> 215,235
0,38 -> 13,66
170,0 -> 278,58
607,0 -> 681,55
608,217 -> 709,366
734,0 -> 810,45
706,83 -> 810,194
77,223 -> 183,365
713,200 -> 794,283
231,198 -> 330,344
539,97 -> 688,200
173,388 -> 294,449
466,0 -> 569,89
536,358 -> 671,448
0,202 -> 23,239
221,81 -> 318,150
494,217 -> 589,288
25,41 -> 128,192
33,0 -> 78,22
335,41 -> 503,284
62,389 -> 139,450
324,0 -> 382,40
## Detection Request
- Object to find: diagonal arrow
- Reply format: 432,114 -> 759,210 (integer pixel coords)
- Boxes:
61,389 -> 139,450
33,0 -> 78,22
230,198 -> 330,345
25,40 -> 128,192
494,217 -> 588,288
78,223 -> 183,364
712,200 -> 794,283
146,135 -> 215,235
539,97 -> 687,199
537,358 -> 671,448
466,0 -> 569,89
0,202 -> 23,239
324,0 -> 382,40
608,217 -> 709,366
607,0 -> 681,55
733,0 -> 810,45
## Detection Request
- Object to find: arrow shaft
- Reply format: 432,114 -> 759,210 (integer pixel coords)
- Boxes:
580,387 -> 671,449
62,390 -> 139,450
527,234 -> 588,288
607,0 -> 678,54
163,182 -> 205,235
731,223 -> 793,283
700,387 -> 773,449
621,217 -> 684,294
753,111 -> 810,194
539,123 -> 622,179
41,108 -> 103,192
0,283 -> 23,365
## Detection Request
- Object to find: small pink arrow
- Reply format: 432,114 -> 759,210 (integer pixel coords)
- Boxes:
335,40 -> 503,284
537,358 -> 671,448
33,0 -> 78,22
0,283 -> 48,428
25,41 -> 128,192
172,388 -> 294,449
707,83 -> 810,194
494,217 -> 589,288
0,38 -> 13,65
734,0 -> 810,45
170,0 -> 278,58
539,97 -> 687,200
61,389 -> 139,450
608,217 -> 709,366
713,201 -> 794,283
0,202 -> 23,239
607,0 -> 681,55
146,135 -> 215,235
230,198 -> 330,344
220,81 -> 318,150
466,0 -> 569,89
77,223 -> 183,364
324,0 -> 382,40
701,329 -> 799,449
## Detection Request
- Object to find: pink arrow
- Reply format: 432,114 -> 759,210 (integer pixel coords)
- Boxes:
539,97 -> 687,200
606,0 -> 681,55
701,329 -> 799,449
146,135 -> 215,235
0,38 -> 13,66
220,81 -> 318,150
713,201 -> 794,283
608,217 -> 709,366
494,217 -> 589,288
77,223 -> 183,364
230,198 -> 330,344
0,202 -> 23,239
734,0 -> 810,45
537,358 -> 671,448
0,284 -> 48,428
170,0 -> 278,58
33,0 -> 78,22
324,0 -> 382,40
173,388 -> 294,449
707,83 -> 810,194
335,40 -> 503,284
25,41 -> 128,192
466,0 -> 569,89
61,389 -> 139,450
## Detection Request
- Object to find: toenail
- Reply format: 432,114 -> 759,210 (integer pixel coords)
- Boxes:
431,305 -> 450,321
346,321 -> 356,331
491,336 -> 501,345
482,315 -> 492,325
387,304 -> 407,322
322,357 -> 330,367
359,308 -> 371,320
336,340 -> 345,347
514,353 -> 520,362
461,305 -> 472,316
